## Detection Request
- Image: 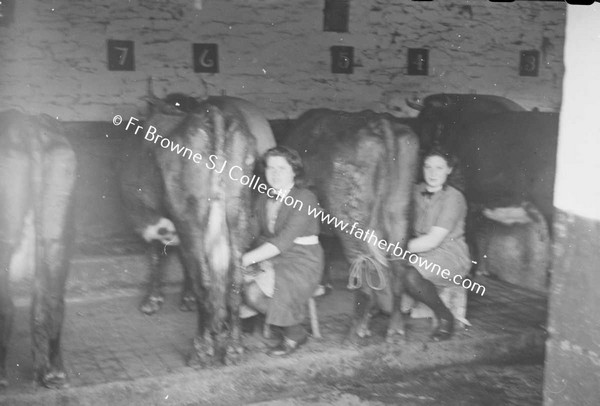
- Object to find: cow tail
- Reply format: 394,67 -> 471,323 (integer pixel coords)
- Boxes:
29,127 -> 45,287
365,118 -> 397,268
203,107 -> 232,325
381,120 -> 419,258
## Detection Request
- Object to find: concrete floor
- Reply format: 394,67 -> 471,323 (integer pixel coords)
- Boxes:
1,252 -> 547,406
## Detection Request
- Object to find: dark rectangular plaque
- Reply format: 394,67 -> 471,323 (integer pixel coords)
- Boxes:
520,50 -> 540,77
0,0 -> 15,26
330,46 -> 354,74
193,43 -> 219,73
407,48 -> 429,76
107,40 -> 135,71
324,0 -> 349,33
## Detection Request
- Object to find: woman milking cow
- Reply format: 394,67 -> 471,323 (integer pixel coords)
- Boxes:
238,145 -> 470,351
239,146 -> 324,356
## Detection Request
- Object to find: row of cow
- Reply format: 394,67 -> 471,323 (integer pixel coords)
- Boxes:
0,92 -> 557,388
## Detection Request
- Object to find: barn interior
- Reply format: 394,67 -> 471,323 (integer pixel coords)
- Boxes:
1,1 -> 598,405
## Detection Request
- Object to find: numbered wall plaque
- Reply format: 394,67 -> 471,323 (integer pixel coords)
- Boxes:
107,40 -> 135,71
520,50 -> 540,77
330,46 -> 353,74
193,43 -> 219,73
323,0 -> 349,33
0,0 -> 15,26
407,48 -> 428,76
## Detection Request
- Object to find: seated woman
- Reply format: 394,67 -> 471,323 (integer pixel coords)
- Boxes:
403,147 -> 472,341
241,146 -> 324,357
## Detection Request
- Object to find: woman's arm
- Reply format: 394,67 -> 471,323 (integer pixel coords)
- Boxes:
242,242 -> 281,267
407,226 -> 450,253
408,188 -> 467,253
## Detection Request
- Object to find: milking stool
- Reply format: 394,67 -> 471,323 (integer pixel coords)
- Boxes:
263,294 -> 322,339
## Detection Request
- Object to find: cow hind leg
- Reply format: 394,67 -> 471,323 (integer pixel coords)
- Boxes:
31,239 -> 69,389
177,248 -> 197,312
188,298 -> 221,368
386,269 -> 407,344
0,150 -> 30,388
0,251 -> 15,388
344,289 -> 375,345
139,241 -> 168,315
30,142 -> 75,389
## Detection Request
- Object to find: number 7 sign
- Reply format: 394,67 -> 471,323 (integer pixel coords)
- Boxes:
107,40 -> 135,71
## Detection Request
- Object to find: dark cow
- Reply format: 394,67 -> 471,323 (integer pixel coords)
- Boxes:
0,110 -> 76,388
138,96 -> 275,365
409,93 -> 558,222
283,109 -> 419,342
407,93 -> 526,153
119,94 -> 201,315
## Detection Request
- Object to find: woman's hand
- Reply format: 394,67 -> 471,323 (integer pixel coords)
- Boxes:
407,226 -> 450,253
242,242 -> 281,267
241,253 -> 253,268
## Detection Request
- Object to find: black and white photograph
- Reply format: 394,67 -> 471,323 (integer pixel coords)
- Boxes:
0,1 -> 598,405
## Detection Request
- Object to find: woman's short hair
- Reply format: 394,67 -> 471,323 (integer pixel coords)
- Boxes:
423,146 -> 458,169
262,146 -> 307,187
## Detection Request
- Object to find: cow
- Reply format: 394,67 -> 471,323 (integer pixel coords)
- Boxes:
282,109 -> 419,343
408,93 -> 558,223
407,93 -> 526,153
119,94 -> 202,315
0,110 -> 77,389
137,95 -> 275,366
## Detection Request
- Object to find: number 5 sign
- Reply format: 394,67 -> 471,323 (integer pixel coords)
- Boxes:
193,44 -> 219,73
107,40 -> 135,71
330,46 -> 354,74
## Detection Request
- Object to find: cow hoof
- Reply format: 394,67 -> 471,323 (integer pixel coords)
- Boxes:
179,294 -> 197,312
140,295 -> 164,315
385,329 -> 406,345
342,329 -> 362,347
41,371 -> 69,389
224,344 -> 245,366
356,326 -> 372,338
188,336 -> 216,369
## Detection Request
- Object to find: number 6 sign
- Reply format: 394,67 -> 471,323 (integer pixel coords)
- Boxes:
193,44 -> 219,73
107,40 -> 135,71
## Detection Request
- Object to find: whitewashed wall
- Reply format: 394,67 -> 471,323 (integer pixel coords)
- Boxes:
0,0 -> 565,121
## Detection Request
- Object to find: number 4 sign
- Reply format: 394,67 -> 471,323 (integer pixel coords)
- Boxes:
193,44 -> 219,73
107,40 -> 135,71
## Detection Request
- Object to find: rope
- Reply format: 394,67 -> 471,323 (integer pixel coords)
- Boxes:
347,254 -> 387,291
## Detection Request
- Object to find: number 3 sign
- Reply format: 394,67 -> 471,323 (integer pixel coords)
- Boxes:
107,40 -> 135,71
520,50 -> 540,77
193,44 -> 219,73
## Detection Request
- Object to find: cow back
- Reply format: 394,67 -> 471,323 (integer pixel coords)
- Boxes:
283,109 -> 419,267
455,111 -> 559,221
207,96 -> 275,155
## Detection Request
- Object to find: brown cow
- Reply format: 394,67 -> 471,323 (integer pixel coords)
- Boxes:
138,96 -> 275,365
119,94 -> 201,315
0,110 -> 76,388
283,109 -> 419,342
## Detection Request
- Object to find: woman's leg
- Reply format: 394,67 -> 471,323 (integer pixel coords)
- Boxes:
244,282 -> 269,314
403,267 -> 454,340
283,324 -> 307,342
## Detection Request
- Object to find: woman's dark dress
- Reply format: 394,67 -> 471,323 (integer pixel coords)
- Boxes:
251,186 -> 324,327
411,183 -> 471,287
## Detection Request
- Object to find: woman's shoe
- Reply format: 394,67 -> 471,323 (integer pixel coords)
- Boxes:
431,317 -> 454,341
267,335 -> 308,357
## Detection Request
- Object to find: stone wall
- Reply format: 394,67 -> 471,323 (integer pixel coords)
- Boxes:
0,0 -> 565,121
